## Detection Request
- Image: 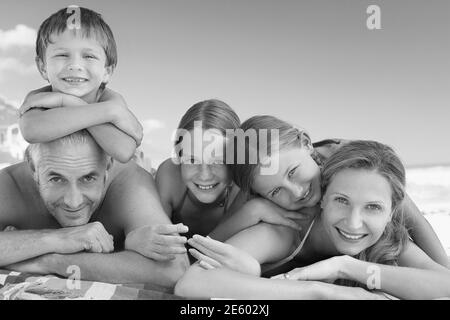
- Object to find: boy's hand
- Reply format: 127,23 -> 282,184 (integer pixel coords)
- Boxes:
100,88 -> 144,146
111,108 -> 143,146
20,91 -> 84,116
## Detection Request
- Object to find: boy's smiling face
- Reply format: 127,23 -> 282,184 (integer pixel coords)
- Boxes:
37,29 -> 113,103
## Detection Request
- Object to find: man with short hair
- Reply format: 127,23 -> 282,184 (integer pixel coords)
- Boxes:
0,130 -> 188,289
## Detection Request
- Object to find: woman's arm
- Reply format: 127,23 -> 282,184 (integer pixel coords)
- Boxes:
402,194 -> 449,267
341,241 -> 450,299
175,262 -> 382,299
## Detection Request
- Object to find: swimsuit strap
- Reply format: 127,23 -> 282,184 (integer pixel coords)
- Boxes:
263,218 -> 316,273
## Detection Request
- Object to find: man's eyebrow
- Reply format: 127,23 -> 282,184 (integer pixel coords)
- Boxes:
332,192 -> 348,197
46,170 -> 62,176
83,171 -> 99,176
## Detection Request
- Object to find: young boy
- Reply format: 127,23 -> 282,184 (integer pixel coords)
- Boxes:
19,6 -> 143,163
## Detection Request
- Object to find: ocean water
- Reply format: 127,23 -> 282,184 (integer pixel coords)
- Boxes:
1,162 -> 449,255
406,165 -> 450,256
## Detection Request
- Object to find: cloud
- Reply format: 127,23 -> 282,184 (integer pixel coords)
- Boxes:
0,93 -> 21,109
0,25 -> 36,50
141,118 -> 165,134
0,56 -> 35,79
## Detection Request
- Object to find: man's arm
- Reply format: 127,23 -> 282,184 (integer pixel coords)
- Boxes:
103,162 -> 190,283
403,194 -> 449,267
7,250 -> 185,288
0,222 -> 115,267
0,229 -> 59,266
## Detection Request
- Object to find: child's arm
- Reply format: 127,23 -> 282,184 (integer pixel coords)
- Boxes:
19,89 -> 143,163
403,194 -> 449,267
209,198 -> 304,242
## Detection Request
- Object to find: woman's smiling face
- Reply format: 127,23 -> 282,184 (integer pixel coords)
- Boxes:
321,168 -> 393,256
252,147 -> 322,210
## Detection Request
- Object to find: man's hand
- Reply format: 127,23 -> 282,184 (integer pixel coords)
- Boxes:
52,222 -> 114,254
125,223 -> 188,261
188,234 -> 261,276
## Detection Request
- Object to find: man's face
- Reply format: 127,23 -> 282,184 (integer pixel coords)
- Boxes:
39,29 -> 112,103
34,140 -> 109,227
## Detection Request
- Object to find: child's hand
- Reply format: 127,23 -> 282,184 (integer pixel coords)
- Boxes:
125,223 -> 188,261
100,89 -> 144,146
188,235 -> 261,276
20,90 -> 83,116
111,108 -> 143,146
246,198 -> 308,231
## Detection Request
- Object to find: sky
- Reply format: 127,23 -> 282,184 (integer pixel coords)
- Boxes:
0,0 -> 449,168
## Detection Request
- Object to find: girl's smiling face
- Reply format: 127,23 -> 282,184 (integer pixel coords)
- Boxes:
321,168 -> 393,256
179,130 -> 231,204
252,147 -> 322,211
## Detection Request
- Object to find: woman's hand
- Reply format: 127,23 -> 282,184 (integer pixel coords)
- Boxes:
188,234 -> 261,276
271,255 -> 351,283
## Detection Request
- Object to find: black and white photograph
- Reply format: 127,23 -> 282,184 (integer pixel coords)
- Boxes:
0,0 -> 449,306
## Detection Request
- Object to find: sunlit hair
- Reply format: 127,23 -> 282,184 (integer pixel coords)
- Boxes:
231,115 -> 321,195
321,140 -> 409,267
36,7 -> 117,69
174,99 -> 240,159
25,130 -> 107,171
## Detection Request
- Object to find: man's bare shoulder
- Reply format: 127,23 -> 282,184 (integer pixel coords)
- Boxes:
0,162 -> 30,196
0,163 -> 38,226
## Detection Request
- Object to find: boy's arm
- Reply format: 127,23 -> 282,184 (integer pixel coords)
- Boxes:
403,194 -> 449,267
19,89 -> 142,162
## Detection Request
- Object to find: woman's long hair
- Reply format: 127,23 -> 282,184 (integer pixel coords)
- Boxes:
321,140 -> 410,268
